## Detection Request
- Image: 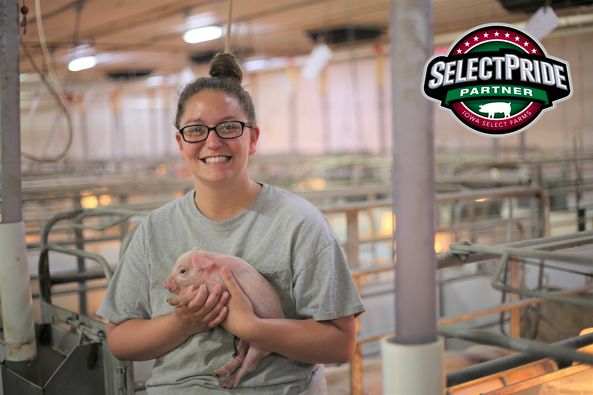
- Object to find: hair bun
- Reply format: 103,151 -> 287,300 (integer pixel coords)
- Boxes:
209,53 -> 243,83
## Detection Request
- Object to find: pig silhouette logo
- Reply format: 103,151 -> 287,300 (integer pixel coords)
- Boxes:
422,23 -> 572,136
478,102 -> 511,119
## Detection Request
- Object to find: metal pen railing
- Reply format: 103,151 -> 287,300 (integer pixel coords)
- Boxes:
32,185 -> 550,394
37,208 -> 145,395
348,231 -> 593,395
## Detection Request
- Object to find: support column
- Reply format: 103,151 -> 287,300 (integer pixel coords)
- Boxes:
382,0 -> 443,393
0,0 -> 38,361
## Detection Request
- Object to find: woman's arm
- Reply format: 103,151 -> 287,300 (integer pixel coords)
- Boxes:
107,284 -> 229,360
220,268 -> 357,364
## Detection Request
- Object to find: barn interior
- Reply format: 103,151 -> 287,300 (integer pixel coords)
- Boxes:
1,0 -> 593,394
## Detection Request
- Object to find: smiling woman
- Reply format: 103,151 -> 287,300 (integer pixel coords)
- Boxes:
172,54 -> 261,202
97,52 -> 365,395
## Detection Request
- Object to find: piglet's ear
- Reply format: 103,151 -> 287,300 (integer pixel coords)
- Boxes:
192,253 -> 214,271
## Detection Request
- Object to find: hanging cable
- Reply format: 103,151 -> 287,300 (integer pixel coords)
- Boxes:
34,0 -> 68,110
224,0 -> 233,53
71,0 -> 84,47
20,1 -> 29,34
21,45 -> 74,162
17,0 -> 74,162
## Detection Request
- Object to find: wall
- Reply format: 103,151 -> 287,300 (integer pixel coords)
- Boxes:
19,30 -> 593,162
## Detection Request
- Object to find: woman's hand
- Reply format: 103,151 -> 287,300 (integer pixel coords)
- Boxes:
167,283 -> 230,336
220,267 -> 259,339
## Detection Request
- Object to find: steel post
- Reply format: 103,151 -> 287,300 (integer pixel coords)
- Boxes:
0,0 -> 38,361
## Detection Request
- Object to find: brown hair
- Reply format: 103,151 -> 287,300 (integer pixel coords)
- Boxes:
174,53 -> 256,129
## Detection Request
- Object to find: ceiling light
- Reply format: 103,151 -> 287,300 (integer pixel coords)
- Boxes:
183,25 -> 222,44
302,43 -> 333,80
243,57 -> 287,72
146,75 -> 165,87
68,55 -> 97,72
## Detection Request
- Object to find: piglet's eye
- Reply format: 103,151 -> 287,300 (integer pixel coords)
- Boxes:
179,268 -> 186,275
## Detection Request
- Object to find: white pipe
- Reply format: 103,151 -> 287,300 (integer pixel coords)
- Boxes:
381,337 -> 444,395
0,222 -> 37,361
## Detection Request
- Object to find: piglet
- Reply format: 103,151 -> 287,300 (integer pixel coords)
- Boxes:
163,248 -> 284,388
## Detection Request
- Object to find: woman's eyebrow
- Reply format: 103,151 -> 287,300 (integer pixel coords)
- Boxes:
183,115 -> 239,125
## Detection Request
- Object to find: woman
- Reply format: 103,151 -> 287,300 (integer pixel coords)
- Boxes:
98,53 -> 365,395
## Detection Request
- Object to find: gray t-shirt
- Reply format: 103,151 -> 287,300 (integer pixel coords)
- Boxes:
97,183 -> 365,394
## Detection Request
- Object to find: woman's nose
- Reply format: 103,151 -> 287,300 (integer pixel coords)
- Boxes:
204,130 -> 224,148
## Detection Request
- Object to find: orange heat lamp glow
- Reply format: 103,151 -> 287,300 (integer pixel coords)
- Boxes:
80,195 -> 98,209
434,231 -> 453,253
379,211 -> 394,237
99,194 -> 112,206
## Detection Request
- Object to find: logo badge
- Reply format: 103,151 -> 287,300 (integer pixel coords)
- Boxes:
422,24 -> 572,136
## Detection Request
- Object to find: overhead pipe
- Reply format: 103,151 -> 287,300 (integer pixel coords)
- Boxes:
0,0 -> 38,361
382,0 -> 443,394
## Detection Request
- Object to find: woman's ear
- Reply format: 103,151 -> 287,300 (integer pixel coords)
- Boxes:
248,126 -> 260,156
175,133 -> 184,153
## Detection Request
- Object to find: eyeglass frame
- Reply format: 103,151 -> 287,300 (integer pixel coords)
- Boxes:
177,120 -> 254,143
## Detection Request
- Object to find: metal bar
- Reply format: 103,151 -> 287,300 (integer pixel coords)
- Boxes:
508,258 -> 523,338
319,186 -> 549,213
41,244 -> 113,283
0,0 -> 22,223
74,196 -> 88,314
350,344 -> 363,395
356,286 -> 592,347
446,331 -> 593,387
450,243 -> 593,265
439,326 -> 593,366
345,210 -> 360,267
32,284 -> 107,298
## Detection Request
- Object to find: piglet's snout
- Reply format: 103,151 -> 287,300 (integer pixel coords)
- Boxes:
163,277 -> 174,292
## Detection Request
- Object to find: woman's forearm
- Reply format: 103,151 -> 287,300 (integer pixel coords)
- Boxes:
107,315 -> 192,361
243,316 -> 357,364
107,284 -> 230,361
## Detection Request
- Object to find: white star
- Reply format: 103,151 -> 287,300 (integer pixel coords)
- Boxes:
464,41 -> 470,47
531,48 -> 537,53
524,41 -> 529,47
505,32 -> 510,38
515,36 -> 520,41
473,36 -> 479,41
483,32 -> 489,38
494,31 -> 500,37
456,48 -> 462,54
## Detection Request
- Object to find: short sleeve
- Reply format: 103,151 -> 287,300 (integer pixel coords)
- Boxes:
96,221 -> 153,323
293,240 -> 365,321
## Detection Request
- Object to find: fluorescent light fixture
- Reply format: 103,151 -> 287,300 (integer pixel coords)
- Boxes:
526,6 -> 560,40
183,25 -> 222,44
179,66 -> 196,85
68,55 -> 97,72
243,57 -> 287,72
302,43 -> 333,80
146,75 -> 165,87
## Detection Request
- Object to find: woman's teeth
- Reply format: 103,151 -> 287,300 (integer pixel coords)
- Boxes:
203,156 -> 230,164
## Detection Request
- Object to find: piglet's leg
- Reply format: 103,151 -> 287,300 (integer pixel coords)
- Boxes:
212,338 -> 249,379
220,346 -> 270,389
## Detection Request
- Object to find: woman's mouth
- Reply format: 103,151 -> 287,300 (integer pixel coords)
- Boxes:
201,155 -> 232,164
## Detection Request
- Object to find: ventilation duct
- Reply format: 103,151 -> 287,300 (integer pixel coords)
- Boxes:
498,0 -> 593,13
105,69 -> 153,80
189,51 -> 219,64
306,25 -> 384,46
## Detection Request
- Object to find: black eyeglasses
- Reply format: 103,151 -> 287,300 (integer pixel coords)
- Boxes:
178,120 -> 253,143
